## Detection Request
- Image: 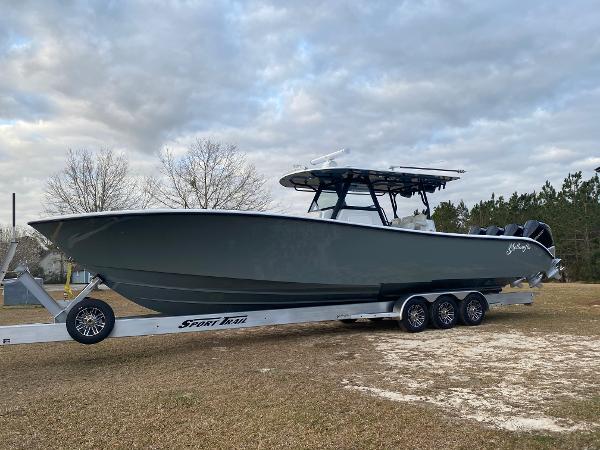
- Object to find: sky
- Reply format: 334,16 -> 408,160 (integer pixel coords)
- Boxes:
1,0 -> 599,224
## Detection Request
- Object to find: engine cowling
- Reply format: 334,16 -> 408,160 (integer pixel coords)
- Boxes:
523,220 -> 554,248
504,223 -> 524,237
468,226 -> 487,235
486,226 -> 504,236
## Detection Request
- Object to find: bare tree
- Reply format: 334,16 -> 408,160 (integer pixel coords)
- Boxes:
44,148 -> 149,215
0,226 -> 44,277
150,139 -> 272,211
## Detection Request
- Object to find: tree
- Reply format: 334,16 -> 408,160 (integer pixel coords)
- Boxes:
432,201 -> 461,233
0,226 -> 44,277
432,200 -> 471,233
431,171 -> 600,281
456,200 -> 470,232
556,172 -> 600,280
150,138 -> 272,211
44,148 -> 149,215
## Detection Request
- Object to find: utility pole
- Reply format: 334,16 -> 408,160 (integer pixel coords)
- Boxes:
0,194 -> 19,286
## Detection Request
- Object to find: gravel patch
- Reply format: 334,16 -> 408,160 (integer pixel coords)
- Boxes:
346,328 -> 600,432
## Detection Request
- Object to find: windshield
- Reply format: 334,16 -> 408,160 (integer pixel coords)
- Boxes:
306,184 -> 389,225
309,191 -> 338,212
309,191 -> 378,212
345,192 -> 375,208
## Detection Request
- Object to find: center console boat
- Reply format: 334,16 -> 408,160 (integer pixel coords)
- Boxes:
28,152 -> 560,319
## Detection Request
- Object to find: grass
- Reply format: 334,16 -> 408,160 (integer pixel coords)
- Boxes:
0,283 -> 599,449
549,397 -> 600,423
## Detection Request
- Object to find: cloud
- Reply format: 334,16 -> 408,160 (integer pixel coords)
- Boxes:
0,0 -> 599,222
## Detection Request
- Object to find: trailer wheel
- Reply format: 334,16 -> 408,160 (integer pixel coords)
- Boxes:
430,295 -> 458,329
66,298 -> 115,345
458,293 -> 486,326
399,297 -> 428,332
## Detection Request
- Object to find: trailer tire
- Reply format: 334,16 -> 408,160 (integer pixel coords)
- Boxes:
458,293 -> 486,326
399,297 -> 428,332
66,298 -> 115,345
430,295 -> 458,329
339,319 -> 357,324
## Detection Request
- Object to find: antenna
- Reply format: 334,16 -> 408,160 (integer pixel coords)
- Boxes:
310,148 -> 350,168
389,165 -> 465,174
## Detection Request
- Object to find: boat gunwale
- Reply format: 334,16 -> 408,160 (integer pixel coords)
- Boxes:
28,209 -> 555,258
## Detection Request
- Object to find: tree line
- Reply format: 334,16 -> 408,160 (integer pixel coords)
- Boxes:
432,172 -> 600,281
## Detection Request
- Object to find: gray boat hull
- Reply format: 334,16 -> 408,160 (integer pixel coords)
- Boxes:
29,210 -> 555,315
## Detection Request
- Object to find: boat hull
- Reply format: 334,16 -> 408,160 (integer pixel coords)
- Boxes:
29,211 -> 554,315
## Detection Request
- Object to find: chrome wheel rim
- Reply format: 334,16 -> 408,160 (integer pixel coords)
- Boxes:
407,304 -> 426,328
466,299 -> 483,322
438,301 -> 455,325
75,307 -> 106,337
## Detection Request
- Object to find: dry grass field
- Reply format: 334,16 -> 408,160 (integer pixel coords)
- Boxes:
1,283 -> 599,449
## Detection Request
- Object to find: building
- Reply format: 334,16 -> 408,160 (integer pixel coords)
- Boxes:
71,265 -> 93,284
39,251 -> 92,284
38,250 -> 67,282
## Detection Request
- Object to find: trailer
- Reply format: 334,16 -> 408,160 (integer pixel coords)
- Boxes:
0,267 -> 535,346
0,194 -> 537,347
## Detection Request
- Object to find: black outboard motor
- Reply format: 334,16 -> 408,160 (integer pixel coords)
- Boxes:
486,225 -> 504,236
523,219 -> 554,248
469,226 -> 487,235
504,223 -> 524,237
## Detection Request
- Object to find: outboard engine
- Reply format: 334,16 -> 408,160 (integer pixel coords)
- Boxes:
523,219 -> 554,248
486,225 -> 504,236
504,223 -> 524,237
468,226 -> 487,235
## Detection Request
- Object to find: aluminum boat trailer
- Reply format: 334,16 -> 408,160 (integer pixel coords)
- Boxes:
0,268 -> 536,346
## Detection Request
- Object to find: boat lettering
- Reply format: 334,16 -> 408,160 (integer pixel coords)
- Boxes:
506,242 -> 531,255
178,315 -> 249,328
219,315 -> 248,325
1,338 -> 10,344
179,318 -> 221,328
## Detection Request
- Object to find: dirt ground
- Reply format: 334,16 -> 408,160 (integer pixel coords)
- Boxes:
1,283 -> 599,449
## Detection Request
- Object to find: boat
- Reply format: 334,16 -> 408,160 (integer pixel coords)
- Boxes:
28,156 -> 560,316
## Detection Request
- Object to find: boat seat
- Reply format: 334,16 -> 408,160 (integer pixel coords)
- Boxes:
391,214 -> 436,232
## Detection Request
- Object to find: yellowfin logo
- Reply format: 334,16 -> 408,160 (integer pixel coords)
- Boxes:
507,242 -> 531,255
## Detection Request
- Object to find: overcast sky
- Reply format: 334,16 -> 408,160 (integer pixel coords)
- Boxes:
1,1 -> 599,223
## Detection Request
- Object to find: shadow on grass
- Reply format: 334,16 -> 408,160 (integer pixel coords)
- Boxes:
0,320 -> 398,368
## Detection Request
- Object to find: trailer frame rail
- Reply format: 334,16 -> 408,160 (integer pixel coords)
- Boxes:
0,281 -> 535,346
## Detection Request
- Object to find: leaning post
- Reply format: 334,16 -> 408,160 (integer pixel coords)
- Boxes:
0,194 -> 19,286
